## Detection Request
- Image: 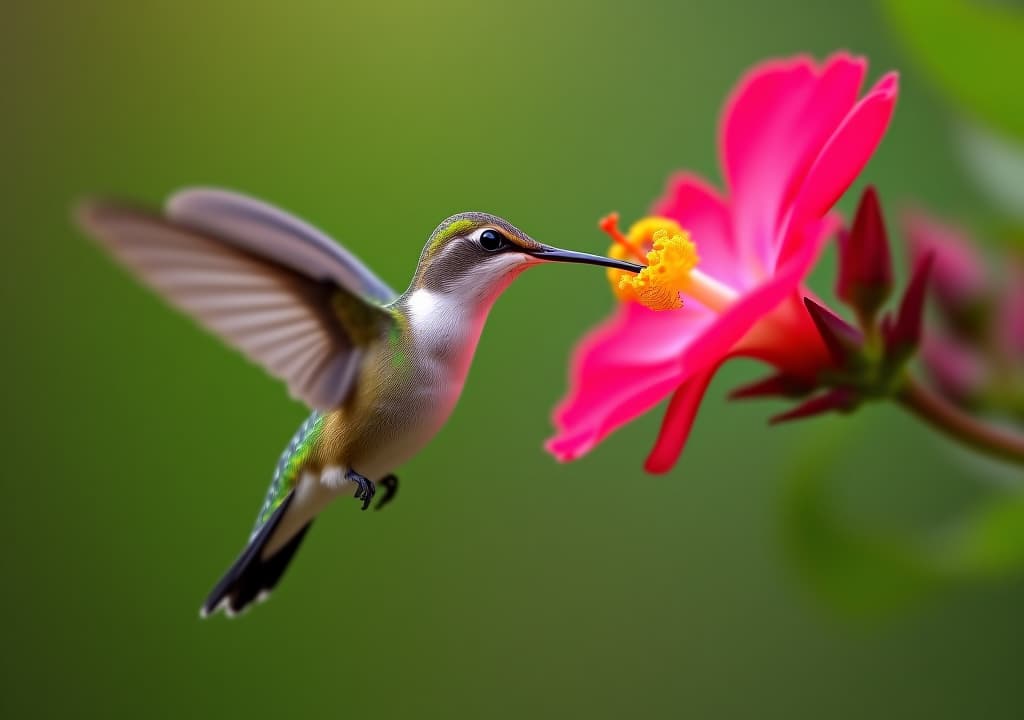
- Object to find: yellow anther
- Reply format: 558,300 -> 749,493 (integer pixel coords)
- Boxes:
601,214 -> 698,311
602,215 -> 690,306
619,229 -> 699,310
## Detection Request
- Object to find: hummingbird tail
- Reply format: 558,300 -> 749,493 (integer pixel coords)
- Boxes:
200,491 -> 312,618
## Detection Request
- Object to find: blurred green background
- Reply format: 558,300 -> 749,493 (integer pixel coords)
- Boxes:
4,1 -> 1023,718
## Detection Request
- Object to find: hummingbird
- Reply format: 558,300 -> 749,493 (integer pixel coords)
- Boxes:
76,188 -> 643,617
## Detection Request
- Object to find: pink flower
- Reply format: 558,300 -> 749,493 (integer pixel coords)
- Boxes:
1000,261 -> 1024,360
547,53 -> 899,473
905,209 -> 1024,410
904,210 -> 989,317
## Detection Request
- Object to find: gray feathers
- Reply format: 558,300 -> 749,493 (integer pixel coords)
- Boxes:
76,189 -> 395,411
167,188 -> 396,303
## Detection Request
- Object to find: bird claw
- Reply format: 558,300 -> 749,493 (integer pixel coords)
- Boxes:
375,474 -> 399,511
347,469 -> 375,511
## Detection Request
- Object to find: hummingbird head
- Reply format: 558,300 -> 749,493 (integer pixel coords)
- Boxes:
408,212 -> 643,306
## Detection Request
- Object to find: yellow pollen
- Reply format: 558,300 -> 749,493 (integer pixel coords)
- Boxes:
618,229 -> 699,310
600,214 -> 698,311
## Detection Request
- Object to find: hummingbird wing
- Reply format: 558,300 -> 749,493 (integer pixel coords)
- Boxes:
77,192 -> 397,411
165,188 -> 396,304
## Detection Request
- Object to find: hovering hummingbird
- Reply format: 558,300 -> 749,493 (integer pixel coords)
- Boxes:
77,188 -> 643,617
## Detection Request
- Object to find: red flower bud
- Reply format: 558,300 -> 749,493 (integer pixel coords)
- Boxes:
804,298 -> 864,368
883,252 -> 934,366
837,186 -> 893,325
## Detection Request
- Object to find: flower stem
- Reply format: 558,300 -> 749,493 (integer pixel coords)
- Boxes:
897,376 -> 1024,466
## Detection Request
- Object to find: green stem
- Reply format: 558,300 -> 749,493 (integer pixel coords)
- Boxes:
897,376 -> 1024,467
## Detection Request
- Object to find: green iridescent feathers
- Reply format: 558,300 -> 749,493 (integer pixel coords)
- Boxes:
427,218 -> 475,257
329,287 -> 395,347
255,412 -> 326,530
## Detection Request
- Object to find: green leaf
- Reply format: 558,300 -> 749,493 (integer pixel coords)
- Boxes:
955,119 -> 1024,226
932,495 -> 1024,577
781,425 -> 938,616
782,421 -> 1024,617
882,0 -> 1024,140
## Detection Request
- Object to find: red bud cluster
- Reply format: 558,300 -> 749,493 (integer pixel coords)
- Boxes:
730,186 -> 934,423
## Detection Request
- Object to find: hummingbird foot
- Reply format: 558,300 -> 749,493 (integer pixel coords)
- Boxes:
346,469 -> 376,511
375,474 -> 399,511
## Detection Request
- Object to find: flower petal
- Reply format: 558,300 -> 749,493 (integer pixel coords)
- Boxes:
547,302 -> 714,459
546,365 -> 685,463
779,72 -> 899,267
651,173 -> 749,288
564,301 -> 712,383
722,53 -> 866,273
644,364 -> 722,474
734,290 -> 833,380
678,215 -> 836,377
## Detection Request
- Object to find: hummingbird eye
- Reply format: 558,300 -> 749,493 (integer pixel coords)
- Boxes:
478,229 -> 507,252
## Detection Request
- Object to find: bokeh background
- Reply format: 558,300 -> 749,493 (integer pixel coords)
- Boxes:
4,1 -> 1023,717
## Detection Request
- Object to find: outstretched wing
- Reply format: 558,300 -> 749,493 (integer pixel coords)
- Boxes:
166,188 -> 395,304
77,189 -> 397,411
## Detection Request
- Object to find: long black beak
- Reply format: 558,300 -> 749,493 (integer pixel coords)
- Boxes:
528,245 -> 644,273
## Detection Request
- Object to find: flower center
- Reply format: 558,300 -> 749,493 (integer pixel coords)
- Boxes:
601,213 -> 737,312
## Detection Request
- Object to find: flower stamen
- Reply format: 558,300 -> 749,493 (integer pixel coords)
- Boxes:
602,214 -> 739,313
600,212 -> 646,263
618,229 -> 699,310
